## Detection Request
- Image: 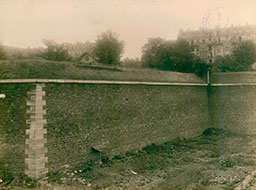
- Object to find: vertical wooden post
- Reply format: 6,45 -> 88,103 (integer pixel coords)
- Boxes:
207,66 -> 211,85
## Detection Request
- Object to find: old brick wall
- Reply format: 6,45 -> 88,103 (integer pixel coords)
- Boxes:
0,84 -> 33,178
1,72 -> 256,179
208,86 -> 256,134
45,84 -> 209,172
0,81 -> 211,177
209,72 -> 256,134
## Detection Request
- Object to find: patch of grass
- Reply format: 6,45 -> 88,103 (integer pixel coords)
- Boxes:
129,154 -> 169,173
203,128 -> 227,137
155,184 -> 185,190
76,65 -> 122,72
0,58 -> 204,83
220,160 -> 234,168
78,160 -> 95,173
125,151 -> 136,157
112,154 -> 126,161
0,166 -> 14,187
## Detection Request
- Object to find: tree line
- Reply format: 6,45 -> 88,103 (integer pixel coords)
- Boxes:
141,37 -> 256,76
0,30 -> 256,77
211,41 -> 256,72
37,30 -> 124,65
141,38 -> 208,77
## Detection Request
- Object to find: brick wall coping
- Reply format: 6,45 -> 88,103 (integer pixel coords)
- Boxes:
0,79 -> 208,86
1,79 -> 256,86
211,83 -> 256,86
212,72 -> 256,75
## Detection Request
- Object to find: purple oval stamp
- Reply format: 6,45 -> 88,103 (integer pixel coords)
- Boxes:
202,5 -> 231,43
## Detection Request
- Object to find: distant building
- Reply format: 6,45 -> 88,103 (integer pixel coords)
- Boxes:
63,42 -> 95,58
77,52 -> 97,66
178,25 -> 256,64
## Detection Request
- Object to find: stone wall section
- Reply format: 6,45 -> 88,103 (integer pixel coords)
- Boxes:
25,84 -> 48,179
208,86 -> 256,134
3,74 -> 255,180
45,84 -> 209,172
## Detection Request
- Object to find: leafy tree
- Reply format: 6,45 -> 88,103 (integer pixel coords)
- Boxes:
173,39 -> 194,73
211,55 -> 232,72
231,40 -> 256,71
141,38 -> 176,70
94,30 -> 124,65
39,39 -> 71,61
192,56 -> 209,77
0,45 -> 6,60
212,40 -> 256,72
141,38 -> 208,77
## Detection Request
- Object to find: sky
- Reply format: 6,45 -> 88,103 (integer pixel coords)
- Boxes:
0,0 -> 256,58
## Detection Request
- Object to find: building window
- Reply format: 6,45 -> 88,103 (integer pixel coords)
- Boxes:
200,52 -> 208,58
217,47 -> 221,54
200,45 -> 208,51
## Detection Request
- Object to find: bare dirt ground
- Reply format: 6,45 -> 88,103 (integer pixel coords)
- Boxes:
2,128 -> 256,190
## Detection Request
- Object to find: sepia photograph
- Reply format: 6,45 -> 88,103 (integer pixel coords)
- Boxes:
0,0 -> 256,189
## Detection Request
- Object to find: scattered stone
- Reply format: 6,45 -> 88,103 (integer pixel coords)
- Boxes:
0,94 -> 5,99
63,164 -> 69,168
234,171 -> 256,190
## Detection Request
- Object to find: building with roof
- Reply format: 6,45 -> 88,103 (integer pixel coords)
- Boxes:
77,52 -> 97,65
177,25 -> 256,64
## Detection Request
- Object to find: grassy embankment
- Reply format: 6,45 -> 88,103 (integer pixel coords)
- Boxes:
0,58 -> 204,83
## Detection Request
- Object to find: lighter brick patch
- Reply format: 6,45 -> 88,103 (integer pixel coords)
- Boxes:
25,84 -> 48,179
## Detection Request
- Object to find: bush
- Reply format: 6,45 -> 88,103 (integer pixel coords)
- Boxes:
192,57 -> 209,77
0,45 -> 6,60
211,55 -> 231,72
202,128 -> 226,136
38,39 -> 71,61
212,40 -> 256,72
232,40 -> 256,71
141,38 -> 208,77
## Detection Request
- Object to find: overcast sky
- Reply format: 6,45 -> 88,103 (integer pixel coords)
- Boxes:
0,0 -> 255,58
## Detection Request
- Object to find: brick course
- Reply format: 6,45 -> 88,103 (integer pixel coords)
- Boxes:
25,84 -> 48,179
45,84 -> 209,172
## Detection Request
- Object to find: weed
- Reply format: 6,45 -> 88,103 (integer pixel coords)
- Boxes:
203,128 -> 226,137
